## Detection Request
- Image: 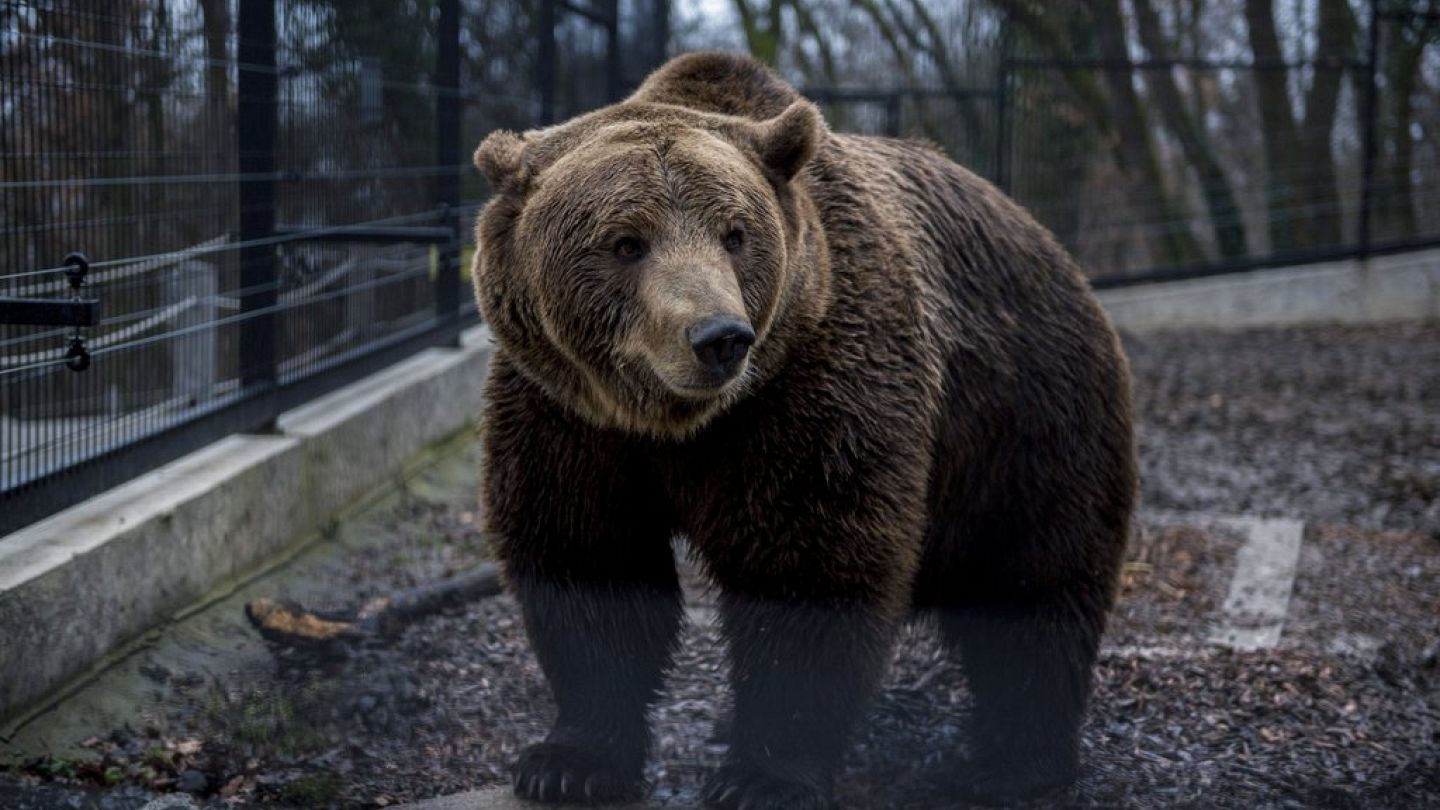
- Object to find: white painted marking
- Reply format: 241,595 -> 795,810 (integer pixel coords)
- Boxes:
1207,517 -> 1305,651
1101,643 -> 1217,660
138,795 -> 199,810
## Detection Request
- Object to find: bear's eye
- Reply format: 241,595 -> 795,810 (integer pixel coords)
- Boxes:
613,237 -> 647,263
723,228 -> 745,254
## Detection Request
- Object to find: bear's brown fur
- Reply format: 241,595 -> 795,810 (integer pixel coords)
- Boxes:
472,52 -> 1136,809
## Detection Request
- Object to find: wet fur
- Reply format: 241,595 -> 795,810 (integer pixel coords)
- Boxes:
474,52 -> 1137,808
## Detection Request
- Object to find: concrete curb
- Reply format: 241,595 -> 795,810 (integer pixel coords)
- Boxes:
0,325 -> 494,727
1098,247 -> 1440,332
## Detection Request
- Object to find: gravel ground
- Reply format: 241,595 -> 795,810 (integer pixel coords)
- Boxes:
1,323 -> 1437,809
1127,323 -> 1440,534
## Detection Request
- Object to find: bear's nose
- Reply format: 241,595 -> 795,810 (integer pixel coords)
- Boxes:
688,315 -> 755,382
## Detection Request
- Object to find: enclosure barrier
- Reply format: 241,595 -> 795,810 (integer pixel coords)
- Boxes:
5,0 -> 1437,535
0,0 -> 475,535
801,0 -> 1440,286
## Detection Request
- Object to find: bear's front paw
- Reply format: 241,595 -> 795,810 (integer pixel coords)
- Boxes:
703,763 -> 831,810
513,742 -> 644,805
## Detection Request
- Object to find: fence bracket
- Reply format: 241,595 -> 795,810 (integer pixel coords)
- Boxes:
0,297 -> 100,328
1,252 -> 99,372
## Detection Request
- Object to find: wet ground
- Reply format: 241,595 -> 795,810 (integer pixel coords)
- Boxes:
0,323 -> 1437,809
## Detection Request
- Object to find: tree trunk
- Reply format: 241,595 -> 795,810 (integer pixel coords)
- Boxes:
1297,0 -> 1357,246
988,0 -> 1112,128
1377,2 -> 1439,239
733,0 -> 783,67
1132,0 -> 1247,258
199,0 -> 231,147
1092,0 -> 1200,265
1244,0 -> 1306,251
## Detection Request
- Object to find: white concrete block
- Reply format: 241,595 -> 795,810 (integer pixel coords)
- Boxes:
0,434 -> 304,717
1098,247 -> 1440,333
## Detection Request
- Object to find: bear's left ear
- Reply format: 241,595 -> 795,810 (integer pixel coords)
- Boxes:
474,130 -> 528,192
750,100 -> 824,182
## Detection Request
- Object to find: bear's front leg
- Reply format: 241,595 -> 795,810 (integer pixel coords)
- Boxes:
676,383 -> 929,810
483,362 -> 682,805
703,591 -> 901,810
506,569 -> 682,804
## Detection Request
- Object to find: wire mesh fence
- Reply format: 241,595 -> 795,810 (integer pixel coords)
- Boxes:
0,0 -> 647,533
801,0 -> 1440,287
3,0 -> 1438,534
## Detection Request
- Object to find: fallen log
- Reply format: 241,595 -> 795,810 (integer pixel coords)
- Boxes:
244,562 -> 503,647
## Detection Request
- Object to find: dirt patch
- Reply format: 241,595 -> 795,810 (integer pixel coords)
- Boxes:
1126,323 -> 1440,535
1284,525 -> 1440,660
1107,521 -> 1244,649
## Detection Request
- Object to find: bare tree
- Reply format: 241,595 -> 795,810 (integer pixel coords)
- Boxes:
1244,0 -> 1357,251
1131,0 -> 1248,258
1376,0 -> 1440,239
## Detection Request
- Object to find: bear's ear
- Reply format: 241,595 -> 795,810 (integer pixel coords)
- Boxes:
750,100 -> 824,182
473,130 -> 528,192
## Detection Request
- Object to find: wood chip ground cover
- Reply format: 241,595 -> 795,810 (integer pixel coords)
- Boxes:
1,324 -> 1437,809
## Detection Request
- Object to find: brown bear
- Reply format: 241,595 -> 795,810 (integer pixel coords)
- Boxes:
471,52 -> 1136,809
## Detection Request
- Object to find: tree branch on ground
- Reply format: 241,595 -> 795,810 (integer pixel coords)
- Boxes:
245,563 -> 503,648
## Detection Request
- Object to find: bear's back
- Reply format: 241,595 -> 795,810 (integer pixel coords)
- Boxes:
629,51 -> 801,120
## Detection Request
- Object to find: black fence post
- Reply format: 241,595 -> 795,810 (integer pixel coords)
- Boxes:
605,0 -> 623,102
653,0 -> 670,71
1358,0 -> 1381,260
994,21 -> 1012,192
538,0 -> 557,125
885,95 -> 902,137
434,0 -> 462,341
237,0 -> 278,403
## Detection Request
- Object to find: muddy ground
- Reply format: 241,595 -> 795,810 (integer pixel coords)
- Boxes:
1,323 -> 1437,809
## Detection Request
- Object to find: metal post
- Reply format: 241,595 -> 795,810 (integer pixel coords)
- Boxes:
434,0 -> 462,340
654,0 -> 670,72
605,0 -> 623,102
885,95 -> 902,137
538,0 -> 557,125
237,0 -> 277,396
1358,0 -> 1381,259
994,22 -> 1012,192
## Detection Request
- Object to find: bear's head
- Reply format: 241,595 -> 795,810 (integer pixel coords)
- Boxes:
472,100 -> 828,438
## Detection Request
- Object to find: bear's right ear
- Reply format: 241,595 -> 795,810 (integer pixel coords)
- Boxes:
750,100 -> 824,182
474,130 -> 528,192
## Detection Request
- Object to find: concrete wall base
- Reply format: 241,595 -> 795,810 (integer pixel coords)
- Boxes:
1098,248 -> 1440,332
0,326 -> 493,726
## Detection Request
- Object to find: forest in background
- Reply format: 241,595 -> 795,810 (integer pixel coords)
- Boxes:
2,0 -> 1437,281
677,0 -> 1440,274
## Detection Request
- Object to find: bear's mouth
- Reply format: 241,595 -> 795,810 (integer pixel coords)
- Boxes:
617,350 -> 750,403
661,363 -> 752,401
599,360 -> 750,436
670,380 -> 736,398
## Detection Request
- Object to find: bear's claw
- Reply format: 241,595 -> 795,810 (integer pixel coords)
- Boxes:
702,764 -> 832,810
512,742 -> 643,805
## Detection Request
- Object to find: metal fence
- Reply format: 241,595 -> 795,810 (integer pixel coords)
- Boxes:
3,0 -> 1438,534
0,0 -> 662,534
804,0 -> 1440,287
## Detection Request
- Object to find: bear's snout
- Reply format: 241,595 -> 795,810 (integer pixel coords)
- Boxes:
687,314 -> 754,384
